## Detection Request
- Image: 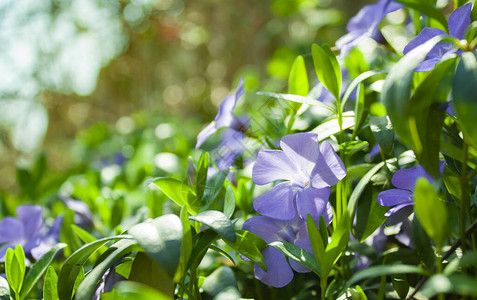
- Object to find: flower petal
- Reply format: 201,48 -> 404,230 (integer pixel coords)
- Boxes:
254,247 -> 294,288
0,217 -> 24,244
392,164 -> 436,190
253,182 -> 299,220
296,186 -> 331,220
243,216 -> 289,244
252,150 -> 297,185
415,56 -> 444,72
280,132 -> 320,174
195,122 -> 218,148
449,3 -> 472,39
377,189 -> 413,206
310,141 -> 346,188
403,27 -> 446,55
16,205 -> 44,240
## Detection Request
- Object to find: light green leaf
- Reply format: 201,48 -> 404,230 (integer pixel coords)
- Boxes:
413,178 -> 448,248
312,43 -> 341,101
224,230 -> 267,271
288,55 -> 309,96
223,186 -> 235,219
5,245 -> 25,297
115,281 -> 173,300
43,266 -> 59,300
256,92 -> 335,112
421,274 -> 477,298
190,210 -> 236,242
146,177 -> 196,214
20,243 -> 66,299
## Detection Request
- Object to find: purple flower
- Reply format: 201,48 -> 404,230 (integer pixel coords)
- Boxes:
196,78 -> 245,148
377,161 -> 445,217
403,3 -> 472,72
243,205 -> 333,287
0,205 -> 62,262
252,132 -> 346,220
336,0 -> 403,58
63,197 -> 94,227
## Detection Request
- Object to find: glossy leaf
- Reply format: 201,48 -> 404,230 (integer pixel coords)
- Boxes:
369,116 -> 394,155
146,177 -> 197,214
201,170 -> 228,211
269,241 -> 321,275
128,214 -> 183,278
189,210 -> 235,242
224,230 -> 267,271
5,245 -> 25,297
223,186 -> 235,218
256,91 -> 335,111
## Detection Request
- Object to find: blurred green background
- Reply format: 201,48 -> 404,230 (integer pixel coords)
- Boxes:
0,0 -> 372,194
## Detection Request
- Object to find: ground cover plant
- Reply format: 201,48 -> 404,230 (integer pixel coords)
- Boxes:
1,0 -> 477,299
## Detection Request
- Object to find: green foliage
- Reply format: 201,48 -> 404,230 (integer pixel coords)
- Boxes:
312,43 -> 341,101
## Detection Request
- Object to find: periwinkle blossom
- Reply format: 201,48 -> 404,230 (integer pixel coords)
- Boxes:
0,205 -> 62,262
252,132 -> 346,221
336,0 -> 403,58
243,204 -> 333,287
196,78 -> 245,148
403,3 -> 472,72
377,161 -> 445,217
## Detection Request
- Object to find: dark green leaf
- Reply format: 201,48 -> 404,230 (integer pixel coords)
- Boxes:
224,230 -> 267,271
201,170 -> 228,211
58,235 -> 131,300
110,196 -> 125,229
452,52 -> 477,149
128,252 -> 174,297
196,152 -> 209,203
369,116 -> 394,155
355,185 -> 388,242
128,214 -> 183,278
60,209 -> 82,257
269,241 -> 320,275
347,162 -> 385,216
74,239 -> 140,300
190,210 -> 236,242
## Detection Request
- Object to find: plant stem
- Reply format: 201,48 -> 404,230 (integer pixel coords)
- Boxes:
321,276 -> 328,300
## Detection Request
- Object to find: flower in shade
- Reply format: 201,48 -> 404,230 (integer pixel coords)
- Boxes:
377,161 -> 445,217
196,78 -> 245,148
243,204 -> 333,287
252,132 -> 346,221
0,205 -> 62,262
403,3 -> 472,72
336,0 -> 403,58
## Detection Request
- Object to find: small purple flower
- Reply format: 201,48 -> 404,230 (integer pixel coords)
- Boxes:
63,197 -> 94,227
0,205 -> 62,262
403,3 -> 472,72
252,132 -> 346,220
336,0 -> 403,58
243,204 -> 333,287
377,161 -> 445,216
196,78 -> 245,148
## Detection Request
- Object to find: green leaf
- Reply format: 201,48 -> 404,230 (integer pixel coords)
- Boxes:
43,266 -> 59,300
411,216 -> 435,270
74,239 -> 140,300
392,273 -> 409,300
382,36 -> 442,150
459,250 -> 477,268
348,265 -> 431,286
413,178 -> 448,248
347,162 -> 385,216
128,252 -> 175,296
269,241 -> 321,275
452,52 -> 477,149
60,209 -> 82,257
58,235 -> 131,300
341,70 -> 386,111
187,156 -> 197,188
146,177 -> 196,214
114,281 -> 173,300
224,230 -> 267,271
355,185 -> 388,242
5,245 -> 25,297
421,274 -> 477,298
201,170 -> 228,211
312,112 -> 355,141
324,212 -> 350,276
312,43 -> 341,100
369,116 -> 394,155
128,214 -> 183,279
352,82 -> 366,138
256,91 -> 335,112
306,215 -> 326,276
0,276 -> 11,300
223,186 -> 235,219
393,0 -> 448,32
195,152 -> 209,203
189,210 -> 236,242
20,243 -> 66,299
110,196 -> 125,229
288,55 -> 308,96
408,58 -> 455,178
179,206 -> 193,274
338,141 -> 369,157
202,266 -> 238,297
